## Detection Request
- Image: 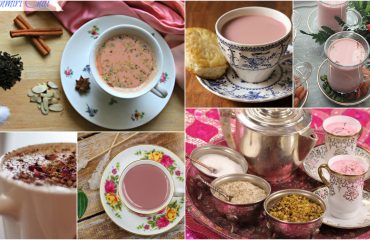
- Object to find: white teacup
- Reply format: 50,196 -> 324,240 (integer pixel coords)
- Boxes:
318,155 -> 368,219
323,115 -> 362,160
215,7 -> 292,83
0,143 -> 76,239
118,160 -> 184,216
90,24 -> 167,99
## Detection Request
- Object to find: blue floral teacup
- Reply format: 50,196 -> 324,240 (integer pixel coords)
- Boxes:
215,7 -> 292,83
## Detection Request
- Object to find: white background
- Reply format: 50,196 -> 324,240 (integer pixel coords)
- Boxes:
0,132 -> 77,238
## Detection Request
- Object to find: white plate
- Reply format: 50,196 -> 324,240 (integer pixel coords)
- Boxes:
99,145 -> 184,236
314,187 -> 370,229
196,54 -> 292,103
60,15 -> 176,129
303,144 -> 370,182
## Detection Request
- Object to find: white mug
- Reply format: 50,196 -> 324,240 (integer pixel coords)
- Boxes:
118,160 -> 184,216
318,155 -> 368,219
215,7 -> 292,83
323,115 -> 362,160
0,143 -> 76,239
90,24 -> 167,99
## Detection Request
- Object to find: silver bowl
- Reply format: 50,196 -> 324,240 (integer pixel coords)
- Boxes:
264,189 -> 326,238
210,173 -> 271,224
190,144 -> 248,182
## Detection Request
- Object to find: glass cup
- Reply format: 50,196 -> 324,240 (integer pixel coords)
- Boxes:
324,31 -> 370,93
318,0 -> 361,32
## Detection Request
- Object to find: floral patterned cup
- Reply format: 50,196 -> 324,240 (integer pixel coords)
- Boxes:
118,160 -> 184,216
323,115 -> 362,160
318,155 -> 368,219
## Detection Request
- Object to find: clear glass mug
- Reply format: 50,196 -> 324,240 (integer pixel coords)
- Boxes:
317,0 -> 362,32
324,31 -> 370,94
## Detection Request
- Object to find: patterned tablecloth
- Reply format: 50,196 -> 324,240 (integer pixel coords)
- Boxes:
185,108 -> 370,239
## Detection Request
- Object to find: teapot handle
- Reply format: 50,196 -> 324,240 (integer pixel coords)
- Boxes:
220,109 -> 236,150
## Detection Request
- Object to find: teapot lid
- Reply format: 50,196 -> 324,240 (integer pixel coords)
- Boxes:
236,108 -> 312,135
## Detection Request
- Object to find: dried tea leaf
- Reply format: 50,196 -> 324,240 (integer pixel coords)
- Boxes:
36,97 -> 42,103
47,81 -> 58,89
32,84 -> 47,94
49,103 -> 63,112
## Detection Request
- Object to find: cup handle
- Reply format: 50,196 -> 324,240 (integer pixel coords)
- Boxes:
150,83 -> 168,98
0,194 -> 17,219
318,164 -> 330,187
294,62 -> 312,88
346,8 -> 362,30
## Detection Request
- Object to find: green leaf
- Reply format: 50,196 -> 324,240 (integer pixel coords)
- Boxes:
78,190 -> 88,219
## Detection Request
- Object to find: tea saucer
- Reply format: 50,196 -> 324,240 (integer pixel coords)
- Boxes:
196,54 -> 292,103
317,59 -> 370,106
99,145 -> 184,236
60,15 -> 175,129
307,8 -> 361,33
313,187 -> 370,229
303,144 -> 370,182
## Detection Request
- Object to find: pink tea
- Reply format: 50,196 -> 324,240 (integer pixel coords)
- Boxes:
318,0 -> 347,32
122,164 -> 170,211
331,159 -> 366,175
221,15 -> 287,45
327,38 -> 366,93
326,122 -> 359,136
96,34 -> 156,90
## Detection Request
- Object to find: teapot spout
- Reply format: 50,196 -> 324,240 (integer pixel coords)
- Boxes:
298,128 -> 318,161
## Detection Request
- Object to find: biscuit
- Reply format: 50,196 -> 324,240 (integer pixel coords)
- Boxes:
186,27 -> 228,79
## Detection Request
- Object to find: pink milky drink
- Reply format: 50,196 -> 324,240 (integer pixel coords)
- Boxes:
323,115 -> 362,158
122,163 -> 170,211
221,15 -> 287,45
324,32 -> 369,93
319,155 -> 368,219
318,0 -> 347,32
331,158 -> 366,175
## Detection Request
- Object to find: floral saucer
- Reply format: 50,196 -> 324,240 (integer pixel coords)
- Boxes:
60,15 -> 175,129
303,144 -> 370,182
99,145 -> 184,236
317,59 -> 370,106
196,54 -> 292,103
307,8 -> 361,33
314,187 -> 370,229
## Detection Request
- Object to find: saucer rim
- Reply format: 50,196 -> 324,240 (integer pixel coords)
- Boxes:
313,186 -> 370,229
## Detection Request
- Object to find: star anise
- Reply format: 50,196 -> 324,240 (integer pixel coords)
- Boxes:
75,76 -> 90,93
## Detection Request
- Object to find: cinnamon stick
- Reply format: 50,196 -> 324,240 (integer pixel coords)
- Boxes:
10,28 -> 63,38
13,15 -> 50,56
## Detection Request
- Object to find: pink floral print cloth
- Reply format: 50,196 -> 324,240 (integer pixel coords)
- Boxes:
185,108 -> 370,239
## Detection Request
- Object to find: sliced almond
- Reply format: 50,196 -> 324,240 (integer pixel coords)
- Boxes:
47,81 -> 58,89
32,84 -> 47,94
49,104 -> 63,112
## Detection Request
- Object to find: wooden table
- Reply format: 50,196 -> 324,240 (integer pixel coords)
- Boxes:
77,132 -> 184,239
0,12 -> 184,131
186,1 -> 292,107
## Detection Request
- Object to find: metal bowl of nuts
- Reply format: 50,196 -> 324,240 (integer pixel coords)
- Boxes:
264,189 -> 326,238
207,173 -> 271,225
